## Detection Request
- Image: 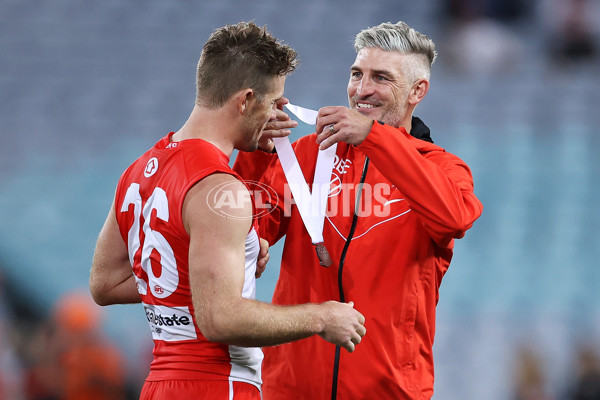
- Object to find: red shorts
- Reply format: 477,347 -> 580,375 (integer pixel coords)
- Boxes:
140,379 -> 261,400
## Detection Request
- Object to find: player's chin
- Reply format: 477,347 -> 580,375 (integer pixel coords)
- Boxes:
237,140 -> 260,153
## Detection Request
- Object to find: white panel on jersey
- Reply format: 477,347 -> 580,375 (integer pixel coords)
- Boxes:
229,345 -> 263,389
143,304 -> 198,341
243,228 -> 260,300
228,228 -> 263,388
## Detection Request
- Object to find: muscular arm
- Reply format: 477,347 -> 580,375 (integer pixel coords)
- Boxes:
90,201 -> 140,306
184,173 -> 365,350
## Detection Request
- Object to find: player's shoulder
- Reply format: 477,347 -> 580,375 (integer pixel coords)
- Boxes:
186,173 -> 253,223
199,171 -> 244,187
189,173 -> 249,206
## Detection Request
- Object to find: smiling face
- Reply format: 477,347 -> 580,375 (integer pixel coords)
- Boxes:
347,47 -> 415,128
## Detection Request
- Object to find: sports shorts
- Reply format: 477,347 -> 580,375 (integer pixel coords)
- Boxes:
140,379 -> 261,399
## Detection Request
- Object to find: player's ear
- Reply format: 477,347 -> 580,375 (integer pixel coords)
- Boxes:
409,79 -> 429,106
234,89 -> 255,115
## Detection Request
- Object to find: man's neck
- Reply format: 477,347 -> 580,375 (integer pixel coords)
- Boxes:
391,113 -> 413,134
172,104 -> 236,157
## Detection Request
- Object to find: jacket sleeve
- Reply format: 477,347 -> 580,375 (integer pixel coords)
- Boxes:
356,122 -> 483,246
232,150 -> 290,245
232,149 -> 277,184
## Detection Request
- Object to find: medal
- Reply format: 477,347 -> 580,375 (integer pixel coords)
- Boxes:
274,104 -> 337,269
314,243 -> 332,267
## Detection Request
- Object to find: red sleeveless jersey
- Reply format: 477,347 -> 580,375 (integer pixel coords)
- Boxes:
114,133 -> 263,389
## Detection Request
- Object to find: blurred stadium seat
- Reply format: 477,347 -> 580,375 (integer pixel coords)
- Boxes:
0,0 -> 598,398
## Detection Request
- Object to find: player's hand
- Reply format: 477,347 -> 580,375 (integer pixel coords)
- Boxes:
318,301 -> 366,353
315,106 -> 374,150
258,97 -> 298,153
255,238 -> 270,278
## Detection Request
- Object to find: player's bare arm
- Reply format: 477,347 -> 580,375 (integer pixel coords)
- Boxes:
90,201 -> 141,306
184,173 -> 366,352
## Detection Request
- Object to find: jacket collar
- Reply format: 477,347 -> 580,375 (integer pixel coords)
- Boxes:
410,116 -> 433,143
376,116 -> 434,143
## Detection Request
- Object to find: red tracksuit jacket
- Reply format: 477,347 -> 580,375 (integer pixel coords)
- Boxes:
233,119 -> 483,399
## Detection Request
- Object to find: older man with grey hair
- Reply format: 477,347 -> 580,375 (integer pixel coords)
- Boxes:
235,20 -> 483,400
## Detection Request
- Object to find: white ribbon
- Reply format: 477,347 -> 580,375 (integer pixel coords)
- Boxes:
284,103 -> 318,125
273,103 -> 337,245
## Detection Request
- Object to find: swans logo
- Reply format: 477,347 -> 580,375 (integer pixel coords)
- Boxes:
144,157 -> 159,178
207,180 -> 278,219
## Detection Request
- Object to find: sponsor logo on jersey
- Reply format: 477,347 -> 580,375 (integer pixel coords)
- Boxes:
333,155 -> 352,176
143,304 -> 197,341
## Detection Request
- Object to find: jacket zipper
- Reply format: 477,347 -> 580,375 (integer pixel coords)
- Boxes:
330,157 -> 370,400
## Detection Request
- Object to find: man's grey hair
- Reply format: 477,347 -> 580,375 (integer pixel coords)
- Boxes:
354,21 -> 437,82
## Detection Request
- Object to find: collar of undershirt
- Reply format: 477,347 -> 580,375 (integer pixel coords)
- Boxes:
409,116 -> 434,143
376,116 -> 434,143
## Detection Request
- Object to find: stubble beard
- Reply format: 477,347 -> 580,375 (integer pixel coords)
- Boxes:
239,130 -> 260,152
354,102 -> 405,129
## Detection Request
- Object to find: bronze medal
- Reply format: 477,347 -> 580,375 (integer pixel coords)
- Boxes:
315,243 -> 332,267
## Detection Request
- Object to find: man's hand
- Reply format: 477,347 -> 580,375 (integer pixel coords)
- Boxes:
318,301 -> 366,353
315,106 -> 374,150
256,238 -> 269,278
258,97 -> 298,153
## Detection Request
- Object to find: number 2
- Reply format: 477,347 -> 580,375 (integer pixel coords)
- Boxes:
121,183 -> 179,298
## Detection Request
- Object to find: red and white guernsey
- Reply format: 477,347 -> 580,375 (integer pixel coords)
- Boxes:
114,132 -> 263,389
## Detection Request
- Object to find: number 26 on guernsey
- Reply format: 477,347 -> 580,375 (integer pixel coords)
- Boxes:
120,183 -> 179,299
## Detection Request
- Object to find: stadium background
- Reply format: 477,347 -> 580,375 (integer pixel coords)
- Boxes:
0,0 -> 599,398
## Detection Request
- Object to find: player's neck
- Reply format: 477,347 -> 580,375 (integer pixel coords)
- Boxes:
172,104 -> 236,157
